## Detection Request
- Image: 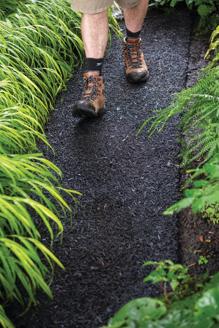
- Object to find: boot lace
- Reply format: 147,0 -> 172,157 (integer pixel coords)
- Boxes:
125,41 -> 143,69
82,76 -> 101,101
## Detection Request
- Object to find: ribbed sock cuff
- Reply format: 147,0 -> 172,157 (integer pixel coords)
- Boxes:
126,28 -> 141,39
84,58 -> 104,75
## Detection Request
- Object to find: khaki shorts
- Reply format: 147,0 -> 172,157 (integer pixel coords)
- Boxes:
71,0 -> 140,14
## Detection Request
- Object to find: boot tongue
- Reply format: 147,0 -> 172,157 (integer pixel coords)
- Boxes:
126,37 -> 141,44
83,71 -> 100,78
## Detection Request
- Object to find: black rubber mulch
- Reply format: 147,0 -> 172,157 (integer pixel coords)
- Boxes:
16,9 -> 192,328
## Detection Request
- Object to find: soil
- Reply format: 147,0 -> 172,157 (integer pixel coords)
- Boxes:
8,8 -> 217,328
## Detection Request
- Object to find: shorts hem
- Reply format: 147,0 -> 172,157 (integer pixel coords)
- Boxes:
71,4 -> 109,14
71,1 -> 140,14
121,1 -> 139,9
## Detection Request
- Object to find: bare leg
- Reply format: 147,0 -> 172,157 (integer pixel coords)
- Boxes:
81,11 -> 108,58
123,0 -> 149,32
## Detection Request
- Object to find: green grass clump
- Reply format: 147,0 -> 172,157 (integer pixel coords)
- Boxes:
0,0 -> 23,17
0,0 -> 84,326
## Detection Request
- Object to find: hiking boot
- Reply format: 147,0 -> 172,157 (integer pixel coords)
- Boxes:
72,71 -> 105,118
123,37 -> 149,84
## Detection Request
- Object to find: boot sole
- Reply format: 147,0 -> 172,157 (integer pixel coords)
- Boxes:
127,72 -> 149,84
72,104 -> 104,119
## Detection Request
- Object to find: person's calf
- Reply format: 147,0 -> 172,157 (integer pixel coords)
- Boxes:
123,0 -> 149,33
81,11 -> 108,58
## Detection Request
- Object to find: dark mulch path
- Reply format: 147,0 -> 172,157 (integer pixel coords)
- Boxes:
12,9 -> 193,328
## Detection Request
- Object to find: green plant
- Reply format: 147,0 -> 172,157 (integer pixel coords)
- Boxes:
205,25 -> 219,66
150,0 -> 219,31
202,204 -> 219,224
0,306 -> 13,328
144,260 -> 191,298
198,255 -> 209,265
0,0 -> 84,325
105,297 -> 167,328
139,67 -> 219,165
0,5 -> 83,153
104,271 -> 219,328
139,68 -> 219,215
0,0 -> 21,16
138,24 -> 219,217
164,155 -> 219,215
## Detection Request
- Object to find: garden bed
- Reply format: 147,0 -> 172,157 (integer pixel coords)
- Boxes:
179,33 -> 219,276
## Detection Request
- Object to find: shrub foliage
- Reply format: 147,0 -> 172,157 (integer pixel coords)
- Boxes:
0,0 -> 84,326
105,268 -> 219,328
139,24 -> 219,217
150,0 -> 219,30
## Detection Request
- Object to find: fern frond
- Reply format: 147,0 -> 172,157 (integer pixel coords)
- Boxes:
141,66 -> 219,166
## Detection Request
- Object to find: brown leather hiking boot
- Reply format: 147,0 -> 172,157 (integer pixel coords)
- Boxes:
72,71 -> 105,118
123,38 -> 149,84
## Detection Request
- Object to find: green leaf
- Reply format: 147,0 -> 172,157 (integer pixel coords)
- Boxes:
108,297 -> 166,327
197,4 -> 214,17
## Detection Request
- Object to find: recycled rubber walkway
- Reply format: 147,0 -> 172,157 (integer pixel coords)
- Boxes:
23,9 -> 192,328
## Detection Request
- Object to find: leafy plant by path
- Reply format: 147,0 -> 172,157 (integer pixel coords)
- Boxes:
138,25 -> 219,219
0,306 -> 13,328
164,155 -> 219,215
144,260 -> 191,299
149,0 -> 219,31
206,25 -> 219,66
105,266 -> 219,328
0,0 -> 22,17
0,1 -> 84,326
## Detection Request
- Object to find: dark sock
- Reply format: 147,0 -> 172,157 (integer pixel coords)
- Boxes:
84,58 -> 104,75
126,28 -> 141,39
